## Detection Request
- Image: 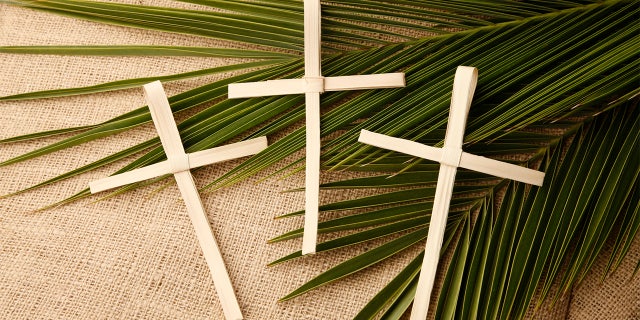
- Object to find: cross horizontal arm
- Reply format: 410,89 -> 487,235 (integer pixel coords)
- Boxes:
359,129 -> 544,185
89,162 -> 169,193
228,73 -> 405,98
89,137 -> 268,194
228,78 -> 312,98
188,137 -> 268,168
358,129 -> 441,160
326,74 -> 405,91
459,152 -> 545,186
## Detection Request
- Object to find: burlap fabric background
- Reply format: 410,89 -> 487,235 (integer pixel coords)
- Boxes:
1,2 -> 638,319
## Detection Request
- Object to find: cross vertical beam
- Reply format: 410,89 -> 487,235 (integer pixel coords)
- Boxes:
228,0 -> 405,254
144,83 -> 244,319
302,0 -> 322,256
90,81 -> 269,320
358,66 -> 545,320
410,66 -> 476,320
173,170 -> 242,320
304,0 -> 321,77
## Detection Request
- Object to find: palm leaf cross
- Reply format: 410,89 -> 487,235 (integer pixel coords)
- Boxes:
358,66 -> 545,319
89,81 -> 269,320
227,0 -> 405,255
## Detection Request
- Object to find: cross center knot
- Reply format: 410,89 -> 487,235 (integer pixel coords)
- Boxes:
441,147 -> 462,167
168,153 -> 190,173
304,76 -> 325,93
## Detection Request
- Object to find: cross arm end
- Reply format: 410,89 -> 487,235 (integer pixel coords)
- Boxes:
459,152 -> 545,186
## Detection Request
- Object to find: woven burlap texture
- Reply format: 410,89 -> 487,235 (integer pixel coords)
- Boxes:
1,2 -> 638,319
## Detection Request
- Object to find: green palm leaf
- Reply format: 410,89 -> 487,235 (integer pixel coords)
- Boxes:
0,45 -> 295,58
273,104 -> 637,319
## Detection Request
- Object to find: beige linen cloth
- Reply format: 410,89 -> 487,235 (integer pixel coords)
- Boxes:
0,2 -> 638,319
